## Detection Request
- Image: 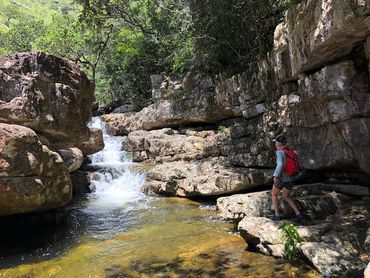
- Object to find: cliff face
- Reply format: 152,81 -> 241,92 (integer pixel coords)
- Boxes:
104,0 -> 370,196
100,2 -> 370,275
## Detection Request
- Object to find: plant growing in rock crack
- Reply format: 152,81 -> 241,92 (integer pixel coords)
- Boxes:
217,125 -> 226,132
279,223 -> 300,261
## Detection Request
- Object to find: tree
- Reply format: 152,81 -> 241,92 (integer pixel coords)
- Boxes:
33,14 -> 115,84
0,8 -> 45,54
77,0 -> 194,106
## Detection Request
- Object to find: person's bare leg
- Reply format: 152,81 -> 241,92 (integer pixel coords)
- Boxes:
282,188 -> 300,215
272,186 -> 281,216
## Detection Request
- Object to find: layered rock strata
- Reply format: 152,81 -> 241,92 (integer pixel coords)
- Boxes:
109,0 -> 370,199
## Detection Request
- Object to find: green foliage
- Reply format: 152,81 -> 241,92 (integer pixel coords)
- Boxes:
279,223 -> 300,261
0,1 -> 46,53
77,0 -> 296,106
217,125 -> 226,133
0,0 -> 298,107
77,0 -> 194,107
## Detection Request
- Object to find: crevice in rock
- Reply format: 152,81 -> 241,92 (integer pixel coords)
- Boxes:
302,43 -> 369,77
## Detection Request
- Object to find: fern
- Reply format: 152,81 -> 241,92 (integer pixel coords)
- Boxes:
279,223 -> 300,261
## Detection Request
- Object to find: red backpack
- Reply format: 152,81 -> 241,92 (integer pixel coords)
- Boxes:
283,148 -> 300,176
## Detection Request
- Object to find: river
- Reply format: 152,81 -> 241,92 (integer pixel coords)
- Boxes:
0,118 -> 319,277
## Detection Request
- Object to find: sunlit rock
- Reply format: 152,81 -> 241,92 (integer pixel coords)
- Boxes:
78,127 -> 105,156
57,147 -> 84,173
285,0 -> 370,77
0,52 -> 94,148
0,123 -> 72,216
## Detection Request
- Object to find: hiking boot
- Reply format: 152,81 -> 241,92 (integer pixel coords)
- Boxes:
295,213 -> 304,222
272,214 -> 282,221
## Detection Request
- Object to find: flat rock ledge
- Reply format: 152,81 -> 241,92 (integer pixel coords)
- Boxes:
217,183 -> 370,277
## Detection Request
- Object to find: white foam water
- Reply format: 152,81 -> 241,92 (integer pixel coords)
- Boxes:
86,117 -> 145,206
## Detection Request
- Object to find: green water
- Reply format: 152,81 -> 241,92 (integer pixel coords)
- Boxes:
0,196 -> 319,278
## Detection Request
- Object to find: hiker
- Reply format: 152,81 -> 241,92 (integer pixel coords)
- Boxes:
271,134 -> 303,222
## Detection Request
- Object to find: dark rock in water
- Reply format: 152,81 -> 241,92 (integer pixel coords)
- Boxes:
92,102 -> 99,117
71,171 -> 91,195
97,99 -> 124,115
83,156 -> 92,165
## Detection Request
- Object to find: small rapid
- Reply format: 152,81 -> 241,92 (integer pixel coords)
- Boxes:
87,118 -> 145,206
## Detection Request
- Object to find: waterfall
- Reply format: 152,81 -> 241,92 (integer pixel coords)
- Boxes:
87,117 -> 145,205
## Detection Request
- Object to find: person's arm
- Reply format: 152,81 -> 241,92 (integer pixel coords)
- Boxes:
273,150 -> 285,179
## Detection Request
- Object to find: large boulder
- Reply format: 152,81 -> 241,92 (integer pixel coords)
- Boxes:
101,113 -> 137,136
122,128 -> 218,163
0,123 -> 72,216
0,52 -> 95,148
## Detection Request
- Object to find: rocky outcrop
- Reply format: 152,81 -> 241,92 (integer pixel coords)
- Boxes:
123,127 -> 217,163
220,185 -> 370,277
102,76 -> 242,134
144,158 -> 271,197
284,0 -> 370,78
0,123 -> 72,216
123,123 -> 276,196
0,52 -> 95,148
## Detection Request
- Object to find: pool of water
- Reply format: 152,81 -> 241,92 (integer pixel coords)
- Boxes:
0,196 -> 319,278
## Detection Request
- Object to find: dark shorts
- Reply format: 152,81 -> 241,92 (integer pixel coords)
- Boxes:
273,179 -> 293,190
